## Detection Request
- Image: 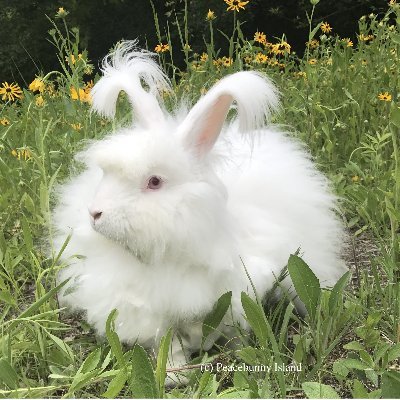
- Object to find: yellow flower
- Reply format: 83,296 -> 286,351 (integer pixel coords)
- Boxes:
389,0 -> 396,6
66,53 -> 83,65
296,71 -> 307,79
254,52 -> 268,64
308,58 -> 317,65
378,92 -> 392,101
56,7 -> 69,18
70,86 -> 92,103
271,41 -> 291,55
306,39 -> 319,49
206,9 -> 216,21
351,175 -> 360,182
342,38 -> 353,47
254,31 -> 267,44
243,55 -> 253,64
0,117 -> 10,126
29,77 -> 45,93
71,123 -> 82,131
359,33 -> 374,42
35,95 -> 45,107
200,52 -> 209,62
11,148 -> 32,161
221,56 -> 233,67
0,82 -> 23,102
224,0 -> 249,12
155,43 -> 170,53
183,43 -> 191,52
321,22 -> 332,34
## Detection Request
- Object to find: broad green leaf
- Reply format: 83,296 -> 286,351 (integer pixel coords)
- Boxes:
0,358 -> 18,389
155,328 -> 173,396
202,291 -> 232,343
237,346 -> 258,365
329,271 -> 350,312
241,292 -> 268,347
287,255 -> 321,320
302,382 -> 339,399
390,103 -> 400,128
102,368 -> 128,398
105,309 -> 125,367
382,371 -> 400,398
343,341 -> 365,351
388,343 -> 400,362
129,344 -> 158,399
351,379 -> 369,398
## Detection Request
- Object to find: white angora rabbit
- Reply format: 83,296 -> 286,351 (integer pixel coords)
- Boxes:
52,42 -> 346,371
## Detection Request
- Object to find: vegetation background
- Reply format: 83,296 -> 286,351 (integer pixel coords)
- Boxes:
0,0 -> 390,83
0,0 -> 400,398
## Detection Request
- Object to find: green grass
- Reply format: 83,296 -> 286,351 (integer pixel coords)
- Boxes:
0,2 -> 400,398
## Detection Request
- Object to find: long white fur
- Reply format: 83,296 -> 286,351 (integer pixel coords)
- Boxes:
51,42 -> 347,370
91,41 -> 170,127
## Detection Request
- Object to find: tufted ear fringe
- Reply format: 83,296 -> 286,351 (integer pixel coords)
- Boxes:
91,40 -> 171,128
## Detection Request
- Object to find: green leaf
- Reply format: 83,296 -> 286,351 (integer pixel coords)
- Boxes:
47,332 -> 75,362
0,358 -> 18,389
240,292 -> 268,347
343,341 -> 365,351
105,309 -> 126,368
202,291 -> 232,344
390,103 -> 400,128
302,382 -> 339,399
287,255 -> 321,320
382,371 -> 400,398
351,379 -> 369,399
309,22 -> 322,42
102,368 -> 128,398
155,328 -> 173,396
388,343 -> 400,362
129,344 -> 158,399
237,346 -> 259,365
329,271 -> 350,312
80,348 -> 102,374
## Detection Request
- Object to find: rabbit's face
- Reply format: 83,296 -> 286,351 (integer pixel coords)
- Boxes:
85,128 -> 228,264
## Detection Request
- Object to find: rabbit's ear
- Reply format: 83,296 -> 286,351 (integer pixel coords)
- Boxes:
178,71 -> 279,155
91,41 -> 171,129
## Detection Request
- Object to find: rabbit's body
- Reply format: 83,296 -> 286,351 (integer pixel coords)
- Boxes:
51,43 -> 346,370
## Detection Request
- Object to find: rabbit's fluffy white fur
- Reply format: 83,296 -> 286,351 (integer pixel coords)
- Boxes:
52,42 -> 346,367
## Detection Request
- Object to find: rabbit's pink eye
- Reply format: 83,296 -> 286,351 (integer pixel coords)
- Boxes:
147,176 -> 163,190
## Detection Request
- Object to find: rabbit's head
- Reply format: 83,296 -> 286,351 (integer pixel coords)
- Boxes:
81,41 -> 279,265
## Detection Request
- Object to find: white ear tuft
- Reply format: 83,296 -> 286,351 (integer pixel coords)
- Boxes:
179,71 -> 280,154
91,40 -> 171,127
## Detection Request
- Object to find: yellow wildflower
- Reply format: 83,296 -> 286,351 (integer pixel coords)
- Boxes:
306,39 -> 319,49
70,86 -> 92,103
200,53 -> 209,62
0,82 -> 23,102
221,56 -> 233,67
378,92 -> 392,101
224,0 -> 249,12
0,117 -> 10,126
308,58 -> 317,65
155,43 -> 170,53
321,22 -> 332,34
254,31 -> 267,44
352,175 -> 360,182
56,7 -> 69,18
71,123 -> 82,131
206,9 -> 216,21
359,33 -> 374,42
271,41 -> 291,55
29,77 -> 45,93
11,148 -> 32,161
296,71 -> 307,79
389,0 -> 396,6
254,52 -> 268,64
243,55 -> 253,64
35,95 -> 45,107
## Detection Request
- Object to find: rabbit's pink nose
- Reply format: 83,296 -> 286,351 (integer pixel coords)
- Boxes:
89,208 -> 102,222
